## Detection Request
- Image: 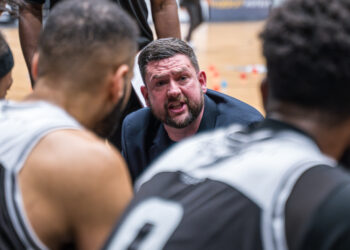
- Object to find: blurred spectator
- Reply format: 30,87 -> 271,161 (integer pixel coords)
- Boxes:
180,0 -> 203,44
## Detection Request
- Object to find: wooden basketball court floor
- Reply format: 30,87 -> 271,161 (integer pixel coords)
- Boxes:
1,21 -> 266,115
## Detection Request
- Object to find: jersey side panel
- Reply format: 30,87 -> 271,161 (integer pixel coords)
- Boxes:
0,163 -> 26,249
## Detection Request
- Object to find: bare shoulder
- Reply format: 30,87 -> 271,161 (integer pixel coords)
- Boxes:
30,129 -> 128,178
20,128 -> 133,249
22,127 -> 133,204
24,128 -> 133,199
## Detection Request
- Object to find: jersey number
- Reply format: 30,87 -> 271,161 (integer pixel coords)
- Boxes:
106,197 -> 183,250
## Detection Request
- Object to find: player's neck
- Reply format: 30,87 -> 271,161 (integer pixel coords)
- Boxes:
268,109 -> 350,161
164,108 -> 204,142
25,79 -> 106,129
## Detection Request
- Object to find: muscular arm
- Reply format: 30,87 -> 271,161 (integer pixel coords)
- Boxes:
20,130 -> 133,250
150,0 -> 181,39
0,1 -> 6,15
69,140 -> 133,250
18,2 -> 43,86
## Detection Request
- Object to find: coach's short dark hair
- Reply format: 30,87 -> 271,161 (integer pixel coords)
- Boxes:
261,0 -> 350,119
138,38 -> 199,84
38,0 -> 138,91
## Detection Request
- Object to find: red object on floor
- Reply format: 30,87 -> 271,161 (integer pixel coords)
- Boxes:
240,72 -> 247,79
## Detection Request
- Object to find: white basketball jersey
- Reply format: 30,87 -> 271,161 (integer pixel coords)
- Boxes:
0,100 -> 82,250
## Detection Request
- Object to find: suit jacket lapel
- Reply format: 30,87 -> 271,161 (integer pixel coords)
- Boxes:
198,94 -> 218,132
149,124 -> 174,164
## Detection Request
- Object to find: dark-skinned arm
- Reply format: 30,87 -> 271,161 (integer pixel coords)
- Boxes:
151,0 -> 181,39
18,1 -> 43,87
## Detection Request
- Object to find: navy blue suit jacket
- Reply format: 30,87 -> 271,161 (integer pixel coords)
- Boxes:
121,89 -> 264,182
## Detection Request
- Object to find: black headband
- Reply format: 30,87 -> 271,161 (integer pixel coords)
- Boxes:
0,46 -> 14,79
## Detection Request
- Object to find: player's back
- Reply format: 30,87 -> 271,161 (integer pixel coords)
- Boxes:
104,119 -> 350,250
0,100 -> 81,249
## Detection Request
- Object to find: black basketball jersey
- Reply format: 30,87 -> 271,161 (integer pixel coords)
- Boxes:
103,119 -> 350,250
113,0 -> 153,49
26,0 -> 153,49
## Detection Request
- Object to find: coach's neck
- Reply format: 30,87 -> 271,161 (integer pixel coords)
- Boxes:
26,77 -> 111,131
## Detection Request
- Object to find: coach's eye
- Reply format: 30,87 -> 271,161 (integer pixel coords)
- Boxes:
156,81 -> 166,87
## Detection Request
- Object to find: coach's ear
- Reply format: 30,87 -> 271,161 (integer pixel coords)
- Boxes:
141,85 -> 150,107
260,78 -> 269,110
198,71 -> 207,94
31,53 -> 39,82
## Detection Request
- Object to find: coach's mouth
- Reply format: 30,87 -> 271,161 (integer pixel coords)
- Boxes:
168,101 -> 186,115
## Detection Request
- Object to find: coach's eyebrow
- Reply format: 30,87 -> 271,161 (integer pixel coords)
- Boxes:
150,67 -> 189,81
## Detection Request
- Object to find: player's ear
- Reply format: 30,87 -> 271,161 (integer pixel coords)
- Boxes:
31,53 -> 39,82
260,77 -> 269,110
141,85 -> 150,107
197,71 -> 207,94
111,64 -> 130,104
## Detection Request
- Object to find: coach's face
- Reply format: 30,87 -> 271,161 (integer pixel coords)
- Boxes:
141,54 -> 207,128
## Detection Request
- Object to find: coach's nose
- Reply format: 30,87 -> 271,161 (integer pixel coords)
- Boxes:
167,80 -> 181,98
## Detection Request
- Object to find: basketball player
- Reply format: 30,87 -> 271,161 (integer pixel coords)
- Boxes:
103,0 -> 350,249
0,0 -> 138,249
0,31 -> 13,98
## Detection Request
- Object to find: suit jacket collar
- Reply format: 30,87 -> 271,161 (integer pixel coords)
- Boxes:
198,94 -> 217,132
148,122 -> 174,164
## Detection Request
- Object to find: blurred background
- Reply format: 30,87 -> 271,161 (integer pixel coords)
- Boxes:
0,0 -> 285,115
